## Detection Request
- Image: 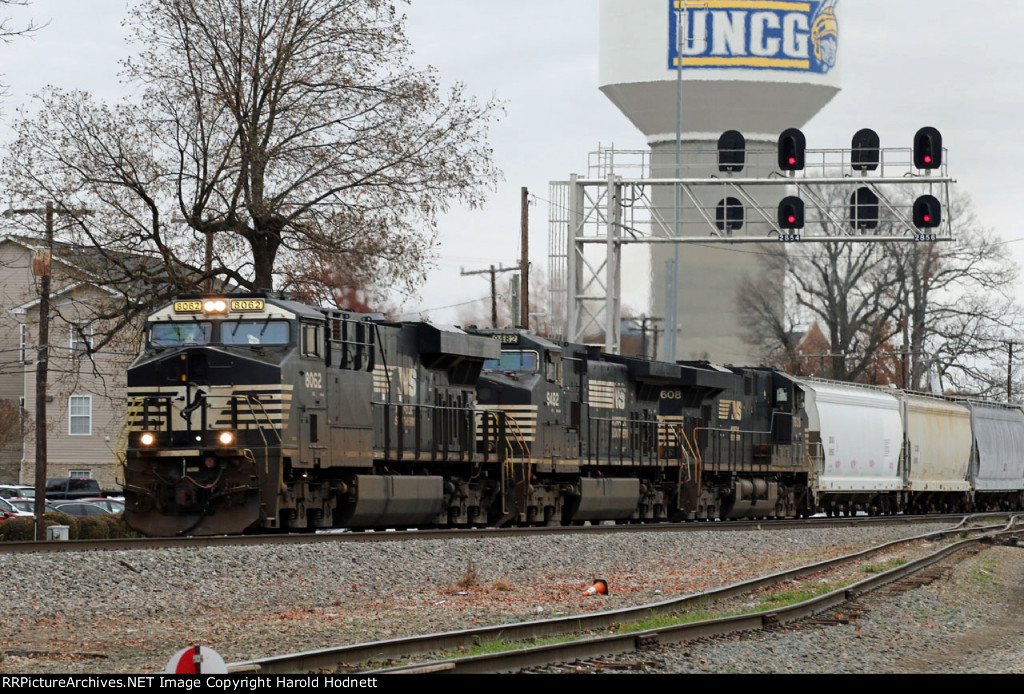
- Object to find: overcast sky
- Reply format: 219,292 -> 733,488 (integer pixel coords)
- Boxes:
2,0 -> 1023,325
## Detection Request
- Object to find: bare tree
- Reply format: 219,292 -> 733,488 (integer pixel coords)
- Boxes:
279,246 -> 397,315
2,0 -> 502,349
891,198 -> 1023,396
739,186 -> 902,382
740,188 -> 1023,394
0,1 -> 40,96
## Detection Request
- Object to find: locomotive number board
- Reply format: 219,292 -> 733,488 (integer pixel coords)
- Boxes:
172,299 -> 266,313
174,300 -> 203,313
230,299 -> 265,312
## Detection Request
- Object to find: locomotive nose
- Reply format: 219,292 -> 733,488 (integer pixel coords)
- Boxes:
161,349 -> 210,384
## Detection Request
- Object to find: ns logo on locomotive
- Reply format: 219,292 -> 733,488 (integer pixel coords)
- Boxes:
669,0 -> 839,74
120,293 -> 1024,536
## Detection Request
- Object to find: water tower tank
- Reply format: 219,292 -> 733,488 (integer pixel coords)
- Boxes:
599,0 -> 841,364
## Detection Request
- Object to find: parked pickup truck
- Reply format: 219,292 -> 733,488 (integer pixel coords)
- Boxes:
45,477 -> 103,500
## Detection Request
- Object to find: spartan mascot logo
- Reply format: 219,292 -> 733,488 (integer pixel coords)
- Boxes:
811,0 -> 839,72
668,0 -> 840,75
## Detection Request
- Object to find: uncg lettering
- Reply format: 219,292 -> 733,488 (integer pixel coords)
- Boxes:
678,10 -> 810,60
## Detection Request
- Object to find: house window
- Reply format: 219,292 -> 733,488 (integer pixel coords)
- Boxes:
68,470 -> 92,479
69,396 -> 92,436
19,324 -> 27,363
71,324 -> 94,357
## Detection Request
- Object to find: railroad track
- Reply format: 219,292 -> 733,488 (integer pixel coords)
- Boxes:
0,512 -> 1009,554
225,516 -> 1021,675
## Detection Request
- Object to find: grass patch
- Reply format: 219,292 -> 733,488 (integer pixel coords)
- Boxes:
460,633 -> 579,657
862,558 -> 908,574
617,608 -> 733,634
756,581 -> 853,610
969,560 -> 996,587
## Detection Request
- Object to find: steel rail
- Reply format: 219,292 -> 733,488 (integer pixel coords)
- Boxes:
372,525 -> 1021,674
226,517 -> 1016,674
2,513 -> 1003,555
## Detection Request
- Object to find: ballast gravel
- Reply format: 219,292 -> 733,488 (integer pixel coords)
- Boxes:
1,522 -> 1022,674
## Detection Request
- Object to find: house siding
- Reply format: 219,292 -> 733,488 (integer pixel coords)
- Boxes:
1,238 -> 135,491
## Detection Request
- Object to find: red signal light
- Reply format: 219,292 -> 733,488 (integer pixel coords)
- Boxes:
914,195 -> 941,229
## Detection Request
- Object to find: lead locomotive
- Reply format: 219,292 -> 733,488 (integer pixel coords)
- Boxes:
122,293 -> 498,535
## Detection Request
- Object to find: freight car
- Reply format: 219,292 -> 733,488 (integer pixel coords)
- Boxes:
799,379 -> 1024,516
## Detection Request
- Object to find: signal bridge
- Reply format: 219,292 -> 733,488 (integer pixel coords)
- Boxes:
547,128 -> 954,355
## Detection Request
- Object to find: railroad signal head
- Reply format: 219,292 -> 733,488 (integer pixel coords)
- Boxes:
778,196 -> 805,229
850,187 -> 880,230
852,128 -> 880,172
717,130 -> 746,173
913,195 -> 942,228
715,197 -> 744,233
778,128 -> 806,171
914,127 -> 943,169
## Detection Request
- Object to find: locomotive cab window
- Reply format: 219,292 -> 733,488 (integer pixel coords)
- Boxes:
483,350 -> 539,374
545,356 -> 562,384
222,320 -> 290,347
301,322 -> 323,358
151,322 -> 212,347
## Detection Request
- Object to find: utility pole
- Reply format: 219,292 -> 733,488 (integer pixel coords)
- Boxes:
1008,341 -> 1017,402
638,316 -> 663,360
4,202 -> 89,540
521,187 -> 529,330
461,264 -> 519,328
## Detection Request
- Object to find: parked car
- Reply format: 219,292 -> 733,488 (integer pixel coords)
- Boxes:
80,497 -> 125,514
46,500 -> 114,517
0,485 -> 34,499
45,477 -> 101,500
7,498 -> 36,514
0,496 -> 33,519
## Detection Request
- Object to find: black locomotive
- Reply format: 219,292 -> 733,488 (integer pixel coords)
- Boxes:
123,293 -> 496,535
120,293 -> 814,535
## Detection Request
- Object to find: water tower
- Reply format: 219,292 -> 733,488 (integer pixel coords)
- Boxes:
598,0 -> 841,363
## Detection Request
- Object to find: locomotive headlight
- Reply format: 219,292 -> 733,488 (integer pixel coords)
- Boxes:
218,431 -> 235,446
140,433 -> 156,447
203,299 -> 228,314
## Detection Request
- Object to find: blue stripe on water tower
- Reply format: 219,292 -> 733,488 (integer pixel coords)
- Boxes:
668,0 -> 839,74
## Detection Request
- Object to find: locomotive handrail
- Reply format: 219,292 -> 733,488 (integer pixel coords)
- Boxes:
586,414 -> 665,467
379,400 -> 483,463
692,428 -> 707,488
115,396 -> 148,486
239,396 -> 277,476
679,425 -> 700,485
242,394 -> 284,445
